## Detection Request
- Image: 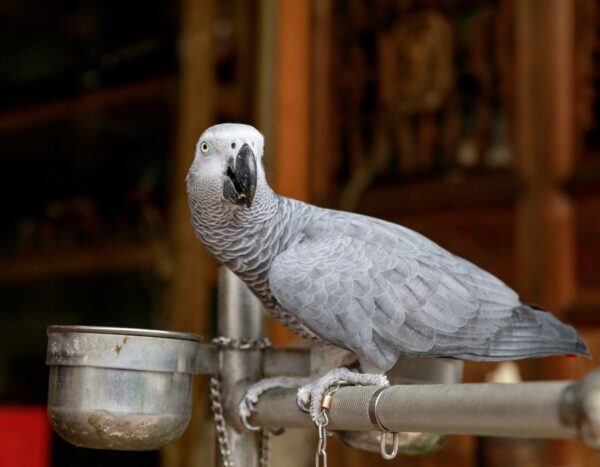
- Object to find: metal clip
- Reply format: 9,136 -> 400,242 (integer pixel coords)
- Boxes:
380,431 -> 399,460
368,385 -> 400,460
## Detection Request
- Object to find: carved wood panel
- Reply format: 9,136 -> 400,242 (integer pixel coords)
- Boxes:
576,0 -> 599,165
327,0 -> 516,210
569,0 -> 600,327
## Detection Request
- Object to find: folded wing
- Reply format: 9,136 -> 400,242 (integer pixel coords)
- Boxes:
269,210 -> 588,370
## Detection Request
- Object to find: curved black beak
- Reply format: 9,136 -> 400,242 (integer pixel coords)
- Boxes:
223,143 -> 257,208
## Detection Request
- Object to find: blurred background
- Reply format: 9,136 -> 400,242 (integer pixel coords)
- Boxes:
1,0 -> 599,466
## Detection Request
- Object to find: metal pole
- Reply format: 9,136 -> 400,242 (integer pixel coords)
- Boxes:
251,381 -> 579,439
216,267 -> 264,467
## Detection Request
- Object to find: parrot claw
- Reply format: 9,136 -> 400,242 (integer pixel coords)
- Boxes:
296,367 -> 390,422
238,376 -> 311,431
239,393 -> 261,431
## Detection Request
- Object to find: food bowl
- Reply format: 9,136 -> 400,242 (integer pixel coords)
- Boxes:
46,325 -> 201,450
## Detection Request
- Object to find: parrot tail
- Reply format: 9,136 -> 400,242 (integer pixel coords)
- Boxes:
453,305 -> 591,361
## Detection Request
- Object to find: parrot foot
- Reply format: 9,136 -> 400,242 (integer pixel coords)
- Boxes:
296,367 -> 389,422
239,376 -> 311,431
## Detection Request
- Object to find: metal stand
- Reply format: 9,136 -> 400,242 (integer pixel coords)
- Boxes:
215,268 -> 265,466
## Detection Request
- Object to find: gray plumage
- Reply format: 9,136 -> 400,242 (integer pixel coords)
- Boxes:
187,123 -> 590,371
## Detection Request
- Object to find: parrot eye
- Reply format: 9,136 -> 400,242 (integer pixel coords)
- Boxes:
200,141 -> 210,154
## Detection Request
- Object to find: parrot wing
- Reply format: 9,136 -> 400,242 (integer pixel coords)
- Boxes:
269,210 -> 588,370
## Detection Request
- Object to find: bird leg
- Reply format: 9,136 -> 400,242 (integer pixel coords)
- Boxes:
297,367 -> 389,422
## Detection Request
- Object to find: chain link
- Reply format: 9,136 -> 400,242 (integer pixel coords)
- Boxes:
209,337 -> 273,467
314,380 -> 346,467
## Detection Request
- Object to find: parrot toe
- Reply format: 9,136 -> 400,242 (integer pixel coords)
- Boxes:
297,367 -> 390,422
238,376 -> 311,431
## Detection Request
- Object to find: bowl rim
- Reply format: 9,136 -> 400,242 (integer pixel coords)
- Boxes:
47,325 -> 202,342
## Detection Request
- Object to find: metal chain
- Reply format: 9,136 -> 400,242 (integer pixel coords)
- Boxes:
259,430 -> 271,467
314,380 -> 346,467
315,411 -> 329,467
212,336 -> 272,351
209,337 -> 273,467
210,375 -> 235,467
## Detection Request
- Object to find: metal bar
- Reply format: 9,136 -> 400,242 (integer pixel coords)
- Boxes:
195,344 -> 217,375
251,381 -> 579,439
216,268 -> 263,466
195,345 -> 310,377
263,347 -> 310,377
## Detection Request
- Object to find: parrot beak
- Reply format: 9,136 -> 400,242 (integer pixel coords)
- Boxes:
223,143 -> 257,208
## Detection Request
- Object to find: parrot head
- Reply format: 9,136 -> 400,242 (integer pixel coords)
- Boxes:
187,123 -> 264,210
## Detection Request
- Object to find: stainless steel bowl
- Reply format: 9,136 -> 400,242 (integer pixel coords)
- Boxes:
46,325 -> 202,450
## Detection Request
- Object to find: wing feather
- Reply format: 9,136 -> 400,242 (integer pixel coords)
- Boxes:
268,209 -> 588,370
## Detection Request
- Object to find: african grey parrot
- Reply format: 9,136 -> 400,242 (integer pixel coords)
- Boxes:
187,123 -> 590,422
